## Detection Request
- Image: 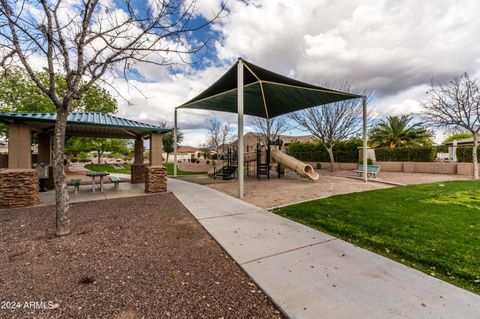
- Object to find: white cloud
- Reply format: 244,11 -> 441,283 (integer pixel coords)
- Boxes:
9,0 -> 480,147
213,0 -> 480,96
193,0 -> 225,20
163,0 -> 480,145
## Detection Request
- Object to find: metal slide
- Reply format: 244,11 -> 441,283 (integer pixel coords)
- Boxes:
270,147 -> 319,181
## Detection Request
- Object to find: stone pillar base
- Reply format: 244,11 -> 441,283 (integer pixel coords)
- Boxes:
0,169 -> 39,208
145,166 -> 167,193
131,163 -> 146,184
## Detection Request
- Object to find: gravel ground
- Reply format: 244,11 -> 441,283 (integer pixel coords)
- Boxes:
0,194 -> 284,319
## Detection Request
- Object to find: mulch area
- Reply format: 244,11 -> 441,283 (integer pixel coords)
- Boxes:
0,194 -> 284,318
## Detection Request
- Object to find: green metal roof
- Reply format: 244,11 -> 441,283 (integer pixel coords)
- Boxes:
177,58 -> 363,119
0,112 -> 171,138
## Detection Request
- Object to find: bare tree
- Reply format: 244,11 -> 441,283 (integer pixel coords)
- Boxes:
206,117 -> 221,154
248,115 -> 289,144
206,118 -> 233,157
423,73 -> 480,179
219,121 -> 233,155
0,0 -> 221,236
290,82 -> 372,171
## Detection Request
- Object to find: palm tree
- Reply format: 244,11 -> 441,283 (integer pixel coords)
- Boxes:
369,115 -> 432,148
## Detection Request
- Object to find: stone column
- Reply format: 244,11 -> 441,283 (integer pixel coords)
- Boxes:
0,169 -> 39,208
134,138 -> 144,164
8,123 -> 32,169
149,133 -> 163,166
37,133 -> 51,164
145,166 -> 167,193
131,137 -> 146,184
37,133 -> 54,190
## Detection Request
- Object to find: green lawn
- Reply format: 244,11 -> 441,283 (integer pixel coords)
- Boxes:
274,180 -> 480,294
84,163 -> 206,175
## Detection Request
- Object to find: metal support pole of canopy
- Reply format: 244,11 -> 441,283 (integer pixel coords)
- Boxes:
237,58 -> 245,198
174,108 -> 178,177
362,96 -> 368,182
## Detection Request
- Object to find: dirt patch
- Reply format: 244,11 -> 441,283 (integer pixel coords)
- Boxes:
0,194 -> 283,318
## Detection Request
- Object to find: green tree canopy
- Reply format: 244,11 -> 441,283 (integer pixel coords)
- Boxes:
65,138 -> 130,163
159,121 -> 184,162
0,68 -> 117,141
0,68 -> 117,114
369,115 -> 433,148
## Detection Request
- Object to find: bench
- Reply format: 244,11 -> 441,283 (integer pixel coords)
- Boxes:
354,165 -> 380,178
110,176 -> 121,190
68,179 -> 81,194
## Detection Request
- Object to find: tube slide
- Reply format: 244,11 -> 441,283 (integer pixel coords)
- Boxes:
271,147 -> 319,181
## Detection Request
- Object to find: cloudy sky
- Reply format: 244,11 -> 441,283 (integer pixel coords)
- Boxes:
109,0 -> 480,146
9,0 -> 480,145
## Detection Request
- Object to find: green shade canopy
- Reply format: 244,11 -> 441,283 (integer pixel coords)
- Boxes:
0,112 -> 171,138
177,59 -> 362,118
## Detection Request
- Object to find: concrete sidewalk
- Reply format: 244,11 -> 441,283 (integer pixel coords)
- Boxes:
168,178 -> 480,319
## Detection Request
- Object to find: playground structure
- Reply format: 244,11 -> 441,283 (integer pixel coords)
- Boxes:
175,58 -> 368,199
208,139 -> 319,181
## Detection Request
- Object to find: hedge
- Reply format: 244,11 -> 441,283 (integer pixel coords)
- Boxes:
287,140 -> 361,163
287,140 -> 439,163
374,147 -> 437,162
287,142 -> 438,163
456,147 -> 480,163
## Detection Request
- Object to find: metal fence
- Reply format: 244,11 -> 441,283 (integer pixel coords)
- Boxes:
287,149 -> 358,163
374,146 -> 437,162
456,146 -> 480,163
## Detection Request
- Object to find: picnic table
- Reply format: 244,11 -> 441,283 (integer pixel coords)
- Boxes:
86,171 -> 110,192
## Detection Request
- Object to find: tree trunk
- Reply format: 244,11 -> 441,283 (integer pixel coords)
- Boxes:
166,153 -> 169,163
473,133 -> 479,180
53,108 -> 70,236
97,151 -> 101,164
326,145 -> 335,172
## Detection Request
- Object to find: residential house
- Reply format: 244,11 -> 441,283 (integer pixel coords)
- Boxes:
164,145 -> 206,162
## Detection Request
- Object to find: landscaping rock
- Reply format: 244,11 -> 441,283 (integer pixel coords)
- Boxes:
0,169 -> 39,208
145,166 -> 167,193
